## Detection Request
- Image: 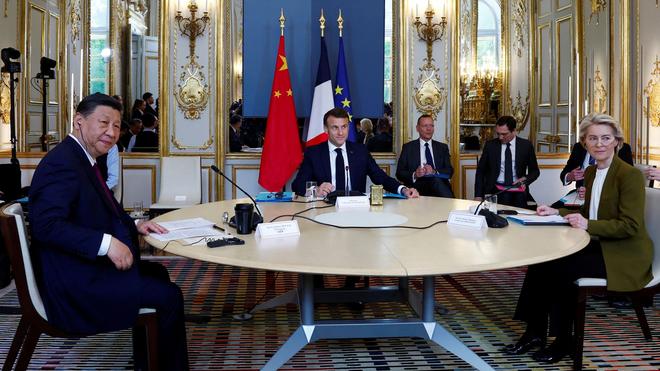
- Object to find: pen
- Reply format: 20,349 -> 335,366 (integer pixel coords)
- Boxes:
213,224 -> 225,232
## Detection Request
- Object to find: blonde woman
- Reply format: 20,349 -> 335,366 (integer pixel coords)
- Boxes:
360,118 -> 374,145
504,114 -> 653,363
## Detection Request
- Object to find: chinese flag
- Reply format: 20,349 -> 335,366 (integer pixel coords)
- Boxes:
258,35 -> 303,192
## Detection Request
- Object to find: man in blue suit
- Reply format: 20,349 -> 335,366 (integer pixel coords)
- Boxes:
293,108 -> 419,198
28,93 -> 188,370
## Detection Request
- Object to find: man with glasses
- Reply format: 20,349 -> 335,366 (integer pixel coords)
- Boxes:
474,116 -> 539,208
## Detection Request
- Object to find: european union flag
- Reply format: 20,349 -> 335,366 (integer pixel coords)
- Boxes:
334,35 -> 358,142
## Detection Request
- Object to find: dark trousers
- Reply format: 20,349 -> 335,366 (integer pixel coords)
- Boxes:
413,178 -> 454,198
497,190 -> 528,209
513,240 -> 607,338
134,261 -> 189,371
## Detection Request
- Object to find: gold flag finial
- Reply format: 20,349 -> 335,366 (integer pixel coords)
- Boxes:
279,8 -> 285,36
337,9 -> 344,37
319,8 -> 326,37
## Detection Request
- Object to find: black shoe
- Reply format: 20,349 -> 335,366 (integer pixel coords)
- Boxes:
502,333 -> 546,355
532,337 -> 573,363
609,296 -> 632,309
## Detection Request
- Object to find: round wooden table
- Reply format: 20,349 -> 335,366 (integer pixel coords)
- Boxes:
146,197 -> 589,371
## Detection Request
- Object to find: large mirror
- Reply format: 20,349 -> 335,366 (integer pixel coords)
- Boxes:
226,0 -> 397,155
87,0 -> 160,154
458,0 -> 505,153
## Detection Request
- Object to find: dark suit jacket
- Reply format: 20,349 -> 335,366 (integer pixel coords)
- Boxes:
292,141 -> 401,195
229,127 -> 243,152
145,104 -> 158,117
558,156 -> 652,292
396,139 -> 453,186
367,132 -> 393,152
474,136 -> 540,198
559,142 -> 633,188
133,130 -> 158,152
28,136 -> 141,335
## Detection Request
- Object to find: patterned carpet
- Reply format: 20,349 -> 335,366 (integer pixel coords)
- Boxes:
0,257 -> 658,370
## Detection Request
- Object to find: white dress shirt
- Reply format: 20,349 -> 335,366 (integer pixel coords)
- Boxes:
496,136 -> 519,184
328,142 -> 350,191
588,166 -> 609,220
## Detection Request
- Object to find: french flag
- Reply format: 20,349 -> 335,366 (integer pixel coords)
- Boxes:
304,35 -> 333,147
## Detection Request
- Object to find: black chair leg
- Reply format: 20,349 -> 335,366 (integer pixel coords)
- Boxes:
14,327 -> 40,371
630,293 -> 653,341
573,288 -> 589,371
2,316 -> 28,371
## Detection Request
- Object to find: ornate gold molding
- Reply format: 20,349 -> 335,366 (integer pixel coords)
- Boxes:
171,135 -> 213,150
593,66 -> 607,113
68,0 -> 81,55
4,0 -> 8,17
589,0 -> 607,25
642,56 -> 660,127
508,90 -> 530,131
413,64 -> 446,120
512,0 -> 527,58
0,72 -> 9,123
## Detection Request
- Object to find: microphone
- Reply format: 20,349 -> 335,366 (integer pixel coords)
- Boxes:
473,177 -> 530,215
210,165 -> 263,230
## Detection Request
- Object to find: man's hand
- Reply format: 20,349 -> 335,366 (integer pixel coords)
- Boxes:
564,213 -> 588,230
402,187 -> 420,198
107,237 -> 134,270
645,167 -> 660,181
137,220 -> 168,235
317,182 -> 334,197
423,164 -> 435,174
537,204 -> 559,216
577,186 -> 586,199
414,165 -> 427,178
567,167 -> 585,182
514,177 -> 527,191
474,197 -> 483,202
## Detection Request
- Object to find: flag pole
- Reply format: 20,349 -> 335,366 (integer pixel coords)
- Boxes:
338,9 -> 343,37
279,8 -> 285,36
319,8 -> 325,37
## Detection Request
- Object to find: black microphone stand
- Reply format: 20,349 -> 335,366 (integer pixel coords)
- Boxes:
210,165 -> 263,229
473,179 -> 529,215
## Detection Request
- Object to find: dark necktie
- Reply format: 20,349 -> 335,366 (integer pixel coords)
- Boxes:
92,163 -> 119,215
335,148 -> 345,191
504,143 -> 513,185
588,155 -> 596,165
424,142 -> 435,169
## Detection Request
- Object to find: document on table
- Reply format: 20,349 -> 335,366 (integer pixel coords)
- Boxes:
507,214 -> 570,225
149,227 -> 224,242
156,218 -> 215,231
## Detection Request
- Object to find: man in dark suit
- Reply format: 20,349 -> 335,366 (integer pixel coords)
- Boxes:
28,93 -> 188,370
396,115 -> 454,198
474,116 -> 539,208
367,118 -> 393,152
229,114 -> 244,152
143,92 -> 158,117
292,108 -> 419,198
133,113 -> 159,152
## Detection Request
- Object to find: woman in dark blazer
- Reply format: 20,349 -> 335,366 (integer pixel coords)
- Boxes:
503,114 -> 653,363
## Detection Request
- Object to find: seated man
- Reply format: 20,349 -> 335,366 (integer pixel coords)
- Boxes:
474,116 -> 539,209
366,118 -> 393,152
293,108 -> 419,199
229,114 -> 244,152
28,93 -> 188,370
132,113 -> 159,152
552,140 -> 633,208
396,114 -> 453,198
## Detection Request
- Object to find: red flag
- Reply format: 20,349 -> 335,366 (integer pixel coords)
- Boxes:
258,35 -> 303,192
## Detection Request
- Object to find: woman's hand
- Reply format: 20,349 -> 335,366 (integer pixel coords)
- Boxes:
536,204 -> 559,216
564,213 -> 588,230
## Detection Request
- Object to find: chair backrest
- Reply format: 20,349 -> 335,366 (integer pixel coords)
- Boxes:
0,203 -> 48,321
645,187 -> 660,277
112,156 -> 123,204
156,156 -> 202,205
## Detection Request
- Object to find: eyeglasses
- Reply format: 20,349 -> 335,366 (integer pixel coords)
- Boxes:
586,135 -> 615,145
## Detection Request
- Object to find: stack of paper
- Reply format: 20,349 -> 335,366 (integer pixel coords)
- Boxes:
506,215 -> 570,226
149,217 -> 225,242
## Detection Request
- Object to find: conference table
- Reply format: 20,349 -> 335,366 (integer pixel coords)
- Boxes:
145,197 -> 590,371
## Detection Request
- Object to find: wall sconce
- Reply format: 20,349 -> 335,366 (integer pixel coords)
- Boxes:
173,0 -> 211,120
100,48 -> 112,63
175,1 -> 210,59
413,1 -> 447,67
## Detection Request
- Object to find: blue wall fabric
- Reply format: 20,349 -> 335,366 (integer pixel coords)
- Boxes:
243,0 -> 384,118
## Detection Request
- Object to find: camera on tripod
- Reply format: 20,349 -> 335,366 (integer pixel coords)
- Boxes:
36,57 -> 56,79
1,47 -> 21,74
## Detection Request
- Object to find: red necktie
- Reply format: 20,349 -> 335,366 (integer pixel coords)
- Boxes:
92,163 -> 119,215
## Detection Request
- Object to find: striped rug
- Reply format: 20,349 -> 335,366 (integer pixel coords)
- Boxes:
0,257 -> 658,370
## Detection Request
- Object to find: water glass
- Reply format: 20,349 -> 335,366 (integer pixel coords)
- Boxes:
484,194 -> 497,213
305,181 -> 317,201
132,201 -> 144,217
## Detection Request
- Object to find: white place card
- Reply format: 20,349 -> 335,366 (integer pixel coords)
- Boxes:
174,195 -> 187,201
335,196 -> 371,210
255,220 -> 301,239
447,210 -> 487,229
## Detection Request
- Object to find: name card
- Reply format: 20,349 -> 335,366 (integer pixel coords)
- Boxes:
447,210 -> 487,229
255,220 -> 300,239
335,196 -> 371,210
174,195 -> 187,201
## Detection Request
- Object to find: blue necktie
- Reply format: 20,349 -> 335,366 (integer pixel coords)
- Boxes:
335,148 -> 345,191
588,155 -> 596,165
504,143 -> 513,185
424,142 -> 434,169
